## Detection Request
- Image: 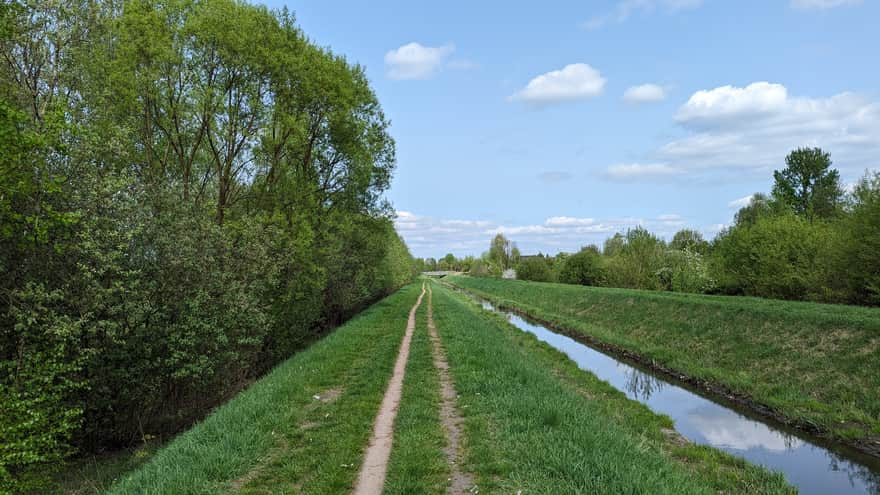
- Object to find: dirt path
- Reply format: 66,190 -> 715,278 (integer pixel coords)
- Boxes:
426,285 -> 476,494
353,283 -> 426,495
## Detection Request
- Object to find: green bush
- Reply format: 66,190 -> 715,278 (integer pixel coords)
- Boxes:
558,247 -> 604,286
712,214 -> 835,301
516,256 -> 555,282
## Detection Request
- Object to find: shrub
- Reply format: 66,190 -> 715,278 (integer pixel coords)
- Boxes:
516,256 -> 555,282
558,247 -> 604,286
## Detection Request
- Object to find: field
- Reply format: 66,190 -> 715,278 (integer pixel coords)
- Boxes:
445,275 -> 880,453
93,281 -> 792,494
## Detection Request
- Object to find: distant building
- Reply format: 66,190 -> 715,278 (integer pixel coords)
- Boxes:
502,269 -> 517,279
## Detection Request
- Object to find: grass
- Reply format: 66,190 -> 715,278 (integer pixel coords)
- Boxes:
383,293 -> 449,494
445,275 -> 880,450
41,441 -> 163,495
103,283 -> 424,495
428,281 -> 793,494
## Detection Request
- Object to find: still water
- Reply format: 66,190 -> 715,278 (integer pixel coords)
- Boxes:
473,296 -> 880,495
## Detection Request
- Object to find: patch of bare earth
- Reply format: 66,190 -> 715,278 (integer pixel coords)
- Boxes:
427,286 -> 477,495
353,283 -> 427,495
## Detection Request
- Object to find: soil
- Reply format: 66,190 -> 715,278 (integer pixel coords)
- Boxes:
426,286 -> 477,495
353,284 -> 427,495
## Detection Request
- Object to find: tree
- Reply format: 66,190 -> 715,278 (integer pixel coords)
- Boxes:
712,214 -> 833,300
516,256 -> 554,282
488,234 -> 515,271
734,193 -> 783,227
558,246 -> 604,286
772,147 -> 842,221
841,171 -> 880,304
670,229 -> 709,254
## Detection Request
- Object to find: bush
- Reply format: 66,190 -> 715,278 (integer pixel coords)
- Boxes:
516,256 -> 555,282
558,247 -> 604,286
712,214 -> 835,301
841,172 -> 880,305
603,228 -> 665,290
658,249 -> 715,293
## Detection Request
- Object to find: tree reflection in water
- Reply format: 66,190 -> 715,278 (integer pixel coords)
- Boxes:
623,367 -> 665,400
829,452 -> 880,495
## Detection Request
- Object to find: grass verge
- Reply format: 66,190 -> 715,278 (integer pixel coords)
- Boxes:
103,283 -> 421,495
430,280 -> 794,494
445,276 -> 880,455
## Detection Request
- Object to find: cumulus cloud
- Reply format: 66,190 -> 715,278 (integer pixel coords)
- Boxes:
623,83 -> 668,103
397,211 -> 710,257
510,64 -> 606,105
604,163 -> 684,181
651,82 -> 880,179
385,42 -> 454,80
581,0 -> 702,30
791,0 -> 862,9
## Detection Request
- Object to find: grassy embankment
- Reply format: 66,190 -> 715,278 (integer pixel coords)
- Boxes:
426,282 -> 792,494
104,283 -> 425,494
90,279 -> 794,494
445,275 -> 880,454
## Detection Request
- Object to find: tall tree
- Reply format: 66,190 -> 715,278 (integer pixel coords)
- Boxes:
772,147 -> 842,221
488,233 -> 513,271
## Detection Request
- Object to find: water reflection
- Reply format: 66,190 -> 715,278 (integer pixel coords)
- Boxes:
471,295 -> 880,495
623,367 -> 665,400
687,405 -> 803,451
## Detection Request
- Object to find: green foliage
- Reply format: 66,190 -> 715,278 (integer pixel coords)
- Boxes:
515,256 -> 555,283
488,234 -> 516,271
669,229 -> 709,254
603,227 -> 666,290
712,214 -> 835,301
659,248 -> 715,293
772,147 -> 843,221
0,285 -> 84,494
558,247 -> 604,286
0,0 -> 414,490
841,172 -> 880,304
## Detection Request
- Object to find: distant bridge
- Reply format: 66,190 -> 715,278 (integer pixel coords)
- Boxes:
421,271 -> 463,278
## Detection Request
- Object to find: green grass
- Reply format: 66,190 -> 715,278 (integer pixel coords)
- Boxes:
41,441 -> 162,495
103,283 -> 424,495
445,275 -> 880,449
383,293 -> 449,494
428,281 -> 793,494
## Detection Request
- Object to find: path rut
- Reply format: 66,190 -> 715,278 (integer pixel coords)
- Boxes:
427,285 -> 476,494
353,283 -> 426,495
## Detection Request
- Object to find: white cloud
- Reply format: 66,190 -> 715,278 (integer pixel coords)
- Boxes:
604,163 -> 684,181
397,211 -> 709,257
545,216 -> 596,227
623,83 -> 668,103
653,82 -> 880,179
675,82 -> 788,126
384,42 -> 454,80
728,195 -> 754,209
791,0 -> 862,9
510,63 -> 606,105
581,0 -> 702,29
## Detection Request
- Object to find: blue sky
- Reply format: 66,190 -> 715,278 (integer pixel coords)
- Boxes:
268,0 -> 880,258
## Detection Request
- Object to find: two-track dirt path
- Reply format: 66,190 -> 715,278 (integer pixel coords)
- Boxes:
353,283 -> 426,495
353,282 -> 473,495
426,285 -> 476,494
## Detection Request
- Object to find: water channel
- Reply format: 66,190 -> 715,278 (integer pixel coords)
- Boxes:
466,292 -> 880,495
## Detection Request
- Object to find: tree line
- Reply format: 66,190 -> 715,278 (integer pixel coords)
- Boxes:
0,0 -> 415,491
434,148 -> 879,306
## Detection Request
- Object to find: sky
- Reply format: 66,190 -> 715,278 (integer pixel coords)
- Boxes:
266,0 -> 880,259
